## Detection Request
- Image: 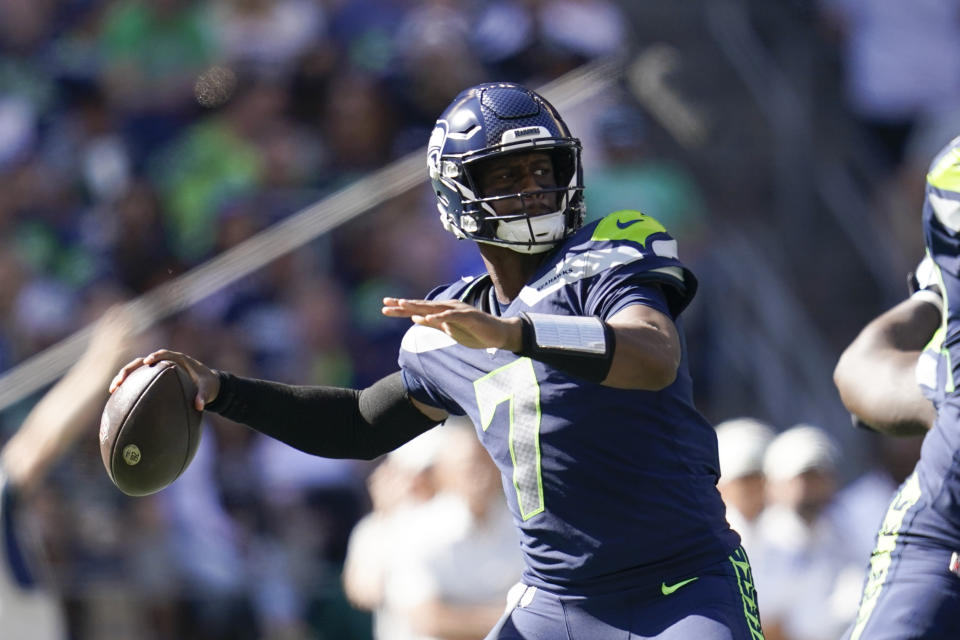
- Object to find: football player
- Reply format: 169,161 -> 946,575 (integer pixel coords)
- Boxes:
833,136 -> 960,640
112,83 -> 763,639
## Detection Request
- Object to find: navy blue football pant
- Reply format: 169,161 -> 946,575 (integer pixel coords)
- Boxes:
485,547 -> 764,640
842,544 -> 960,640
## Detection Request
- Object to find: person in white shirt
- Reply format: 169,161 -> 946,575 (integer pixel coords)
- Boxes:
715,417 -> 775,555
344,418 -> 523,640
384,420 -> 523,640
343,424 -> 446,639
751,424 -> 863,640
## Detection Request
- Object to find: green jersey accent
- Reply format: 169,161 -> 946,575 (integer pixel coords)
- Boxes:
590,210 -> 665,245
927,146 -> 960,191
849,472 -> 923,640
729,547 -> 765,640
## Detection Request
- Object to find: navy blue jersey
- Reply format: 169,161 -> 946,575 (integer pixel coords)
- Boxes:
901,136 -> 960,549
398,211 -> 740,595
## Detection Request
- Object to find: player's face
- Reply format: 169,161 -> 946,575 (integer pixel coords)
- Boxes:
473,151 -> 559,216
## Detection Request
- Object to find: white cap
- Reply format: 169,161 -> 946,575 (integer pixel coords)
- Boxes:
715,417 -> 775,481
762,424 -> 840,482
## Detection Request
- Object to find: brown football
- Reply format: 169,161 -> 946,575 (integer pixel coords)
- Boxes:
99,360 -> 202,497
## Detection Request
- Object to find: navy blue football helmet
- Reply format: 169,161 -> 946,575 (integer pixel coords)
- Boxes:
427,83 -> 585,253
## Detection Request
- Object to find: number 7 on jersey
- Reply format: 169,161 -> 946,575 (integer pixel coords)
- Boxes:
474,358 -> 544,520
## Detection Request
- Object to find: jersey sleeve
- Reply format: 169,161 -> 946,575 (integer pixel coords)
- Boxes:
398,326 -> 466,416
395,280 -> 469,415
583,211 -> 698,319
589,279 -> 671,321
400,368 -> 465,415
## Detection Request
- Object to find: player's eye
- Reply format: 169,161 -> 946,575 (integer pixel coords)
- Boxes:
483,170 -> 517,193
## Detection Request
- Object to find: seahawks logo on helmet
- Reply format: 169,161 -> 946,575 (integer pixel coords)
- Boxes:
427,122 -> 448,179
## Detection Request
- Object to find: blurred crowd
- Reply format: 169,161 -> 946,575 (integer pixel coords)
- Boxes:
715,418 -> 924,640
1,0 -> 958,639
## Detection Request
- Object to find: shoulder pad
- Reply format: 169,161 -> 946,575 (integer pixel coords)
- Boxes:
519,211 -> 694,310
928,136 -> 960,193
590,210 -> 668,246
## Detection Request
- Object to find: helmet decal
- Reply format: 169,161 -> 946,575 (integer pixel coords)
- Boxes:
427,121 -> 448,178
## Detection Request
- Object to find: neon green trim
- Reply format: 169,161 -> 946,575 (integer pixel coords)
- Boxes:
728,547 -> 765,640
661,577 -> 699,595
473,358 -> 544,520
922,326 -> 945,353
849,472 -> 922,640
590,210 -> 665,245
927,147 -> 960,192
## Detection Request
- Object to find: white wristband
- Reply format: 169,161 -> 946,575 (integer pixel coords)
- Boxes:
523,313 -> 607,354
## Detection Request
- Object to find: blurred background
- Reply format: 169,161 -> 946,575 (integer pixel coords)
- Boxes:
0,0 -> 953,638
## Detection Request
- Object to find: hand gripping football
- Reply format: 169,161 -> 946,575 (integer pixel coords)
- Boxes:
100,361 -> 202,496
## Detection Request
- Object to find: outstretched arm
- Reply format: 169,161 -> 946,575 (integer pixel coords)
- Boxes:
2,307 -> 137,492
111,350 -> 447,461
833,296 -> 940,436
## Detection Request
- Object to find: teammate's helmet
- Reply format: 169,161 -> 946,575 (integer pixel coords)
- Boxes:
427,83 -> 584,254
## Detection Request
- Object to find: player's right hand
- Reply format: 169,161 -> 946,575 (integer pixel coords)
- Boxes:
110,349 -> 221,412
382,297 -> 523,351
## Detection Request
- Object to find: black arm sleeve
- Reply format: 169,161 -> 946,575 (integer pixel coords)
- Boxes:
205,370 -> 442,460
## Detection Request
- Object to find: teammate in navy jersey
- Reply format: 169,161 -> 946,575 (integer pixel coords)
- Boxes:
834,136 -> 960,640
112,83 -> 764,639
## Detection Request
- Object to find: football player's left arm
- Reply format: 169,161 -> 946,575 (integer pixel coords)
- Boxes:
833,295 -> 939,436
602,303 -> 680,390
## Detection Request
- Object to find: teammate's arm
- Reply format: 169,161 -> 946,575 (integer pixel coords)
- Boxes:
833,296 -> 940,436
2,307 -> 136,493
381,297 -> 680,391
111,350 -> 448,460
